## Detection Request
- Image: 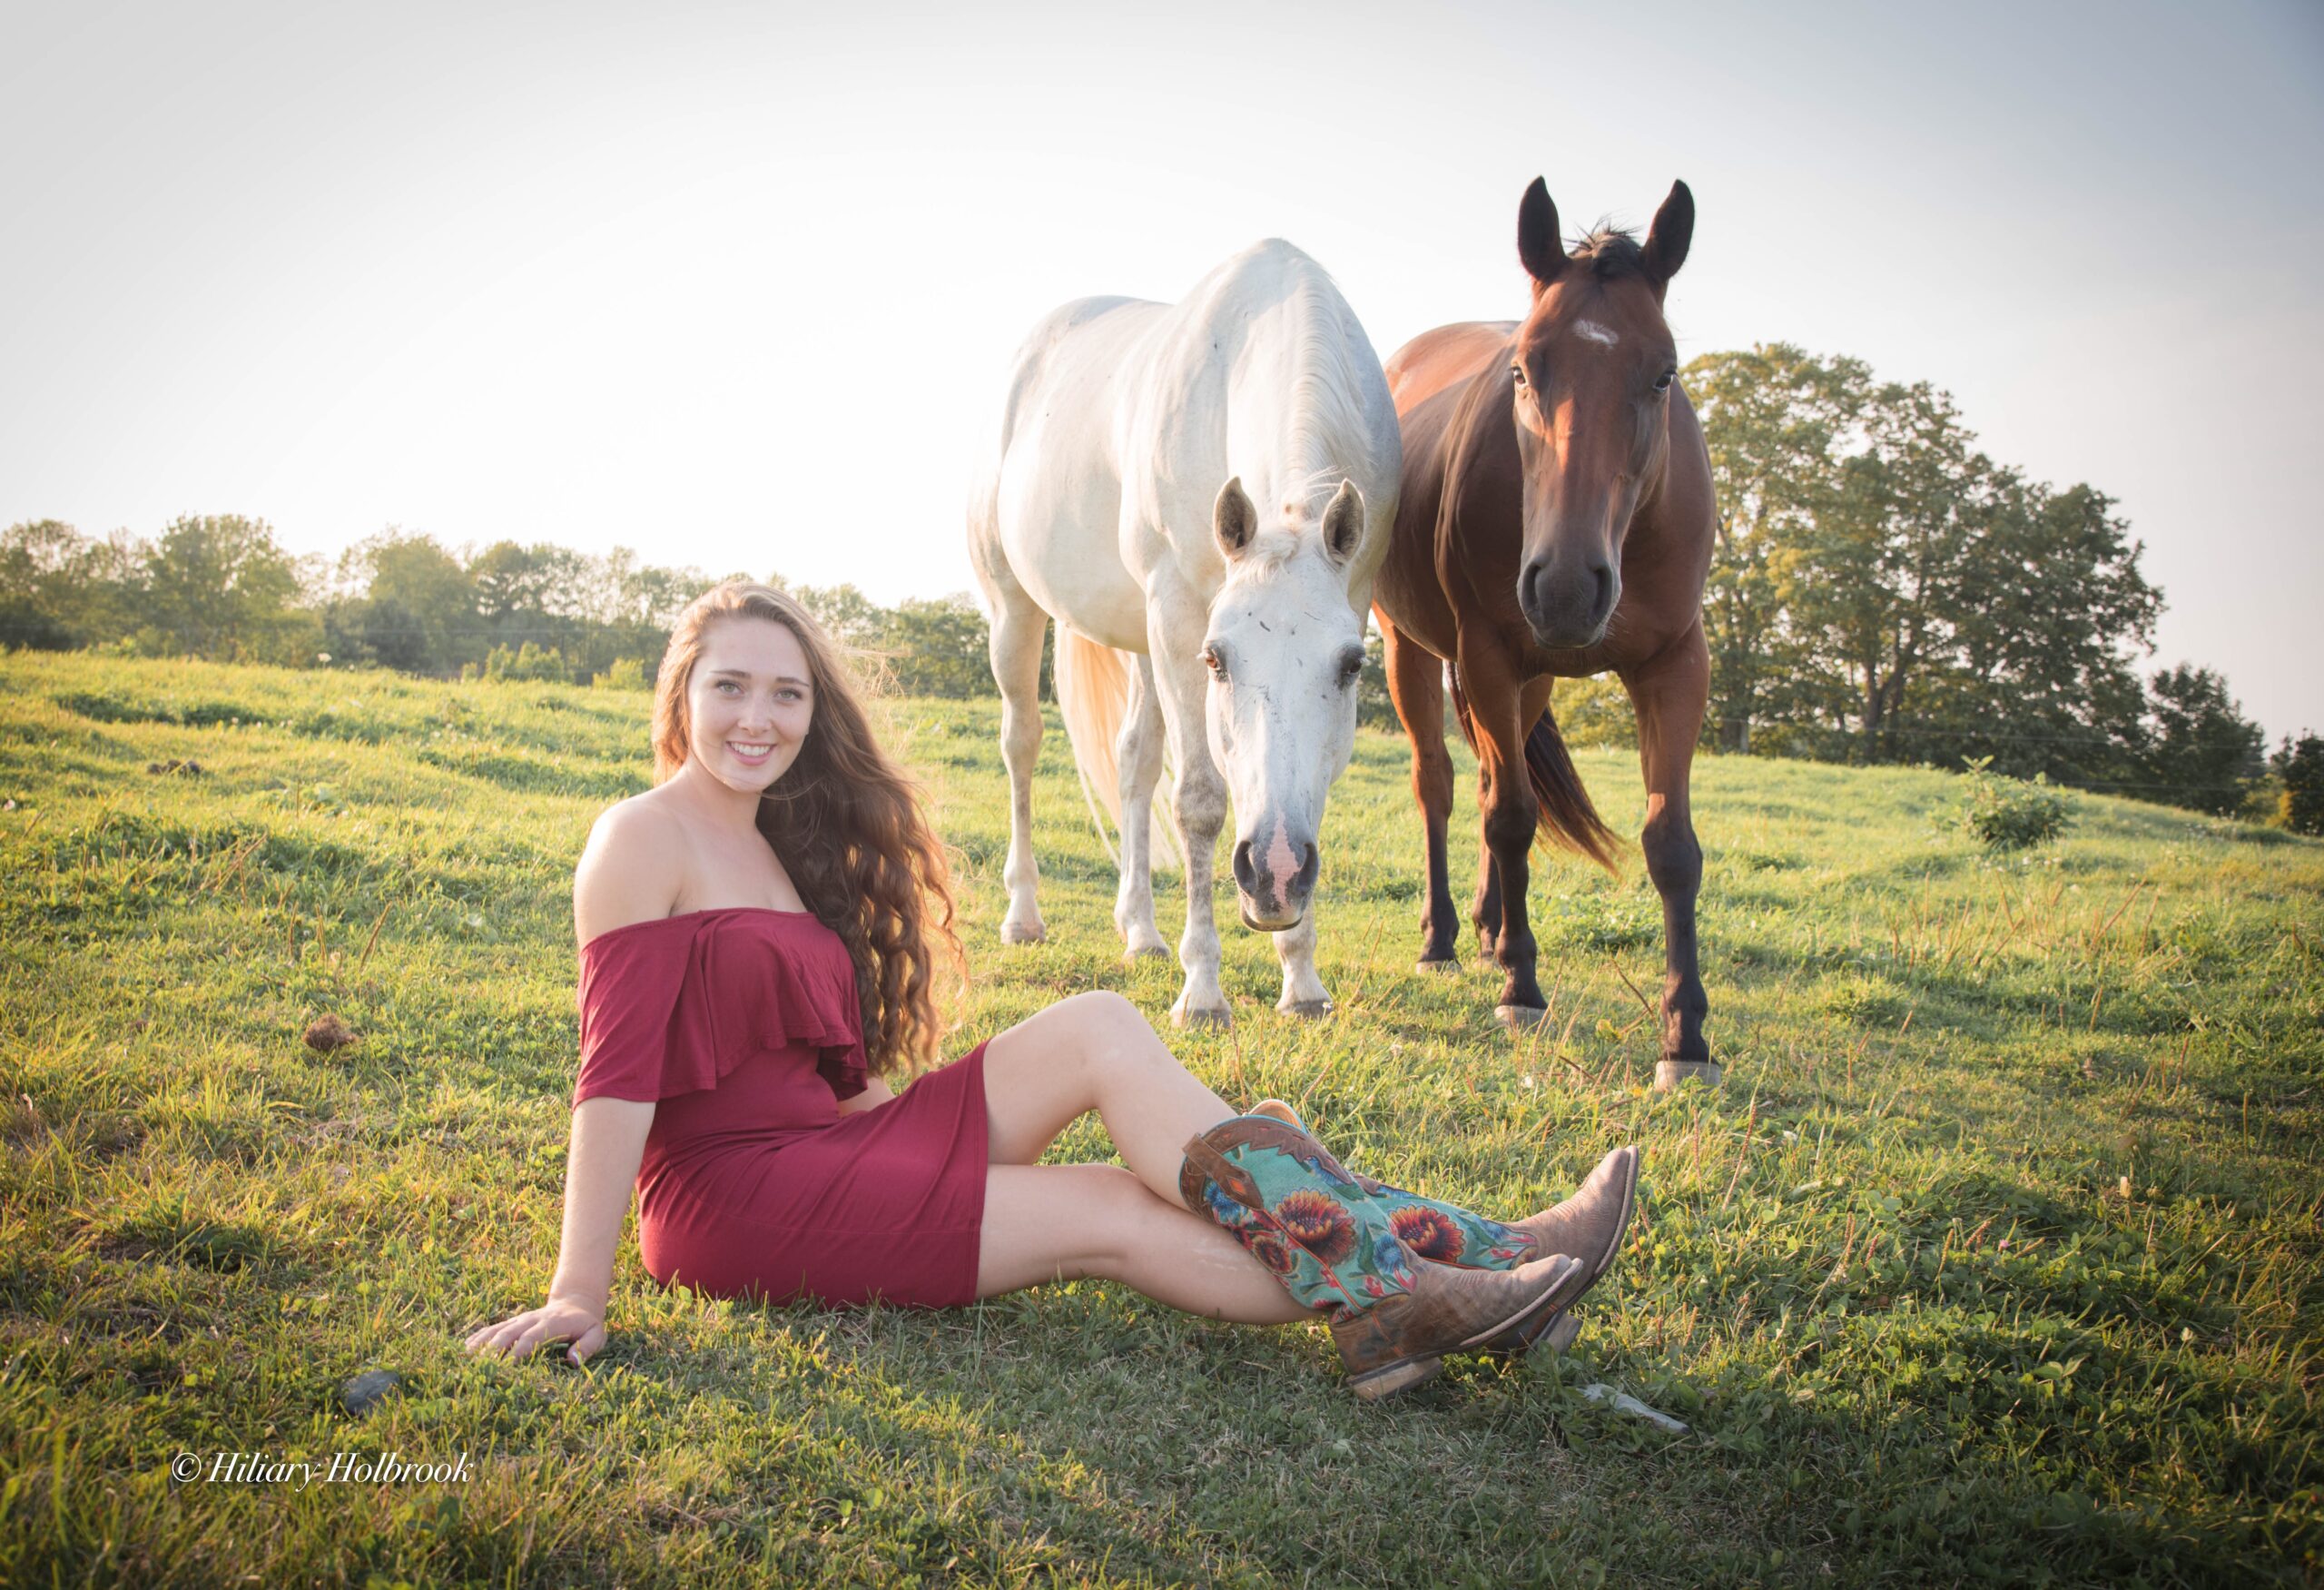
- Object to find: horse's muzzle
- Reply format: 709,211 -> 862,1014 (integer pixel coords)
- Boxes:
1232,835 -> 1318,932
1520,554 -> 1618,651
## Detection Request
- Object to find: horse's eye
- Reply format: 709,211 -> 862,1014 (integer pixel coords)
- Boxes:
1510,364 -> 1529,388
1653,369 -> 1676,393
1337,650 -> 1364,685
1201,647 -> 1224,676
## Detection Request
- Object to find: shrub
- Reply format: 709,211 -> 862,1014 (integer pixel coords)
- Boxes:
590,657 -> 650,691
1952,755 -> 2071,851
481,642 -> 570,683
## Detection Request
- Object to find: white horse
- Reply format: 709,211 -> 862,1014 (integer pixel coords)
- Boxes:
967,239 -> 1402,1027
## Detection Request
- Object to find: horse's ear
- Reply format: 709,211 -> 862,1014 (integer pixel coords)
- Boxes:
1320,481 -> 1364,566
1518,177 -> 1566,294
1640,180 -> 1694,298
1214,477 -> 1257,558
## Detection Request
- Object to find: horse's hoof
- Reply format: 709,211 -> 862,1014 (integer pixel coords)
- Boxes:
1173,1004 -> 1232,1031
1494,1003 -> 1548,1029
1000,922 -> 1046,946
1414,958 -> 1460,976
1281,999 -> 1333,1019
1654,1059 -> 1722,1091
1123,942 -> 1171,962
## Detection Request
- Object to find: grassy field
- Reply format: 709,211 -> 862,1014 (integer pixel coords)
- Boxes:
0,648 -> 2318,1587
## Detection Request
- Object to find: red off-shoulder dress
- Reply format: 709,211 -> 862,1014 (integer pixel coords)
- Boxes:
571,907 -> 990,1308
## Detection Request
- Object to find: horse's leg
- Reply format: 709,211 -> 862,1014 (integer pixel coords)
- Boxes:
1272,912 -> 1328,1016
1461,644 -> 1547,1026
1148,586 -> 1231,1028
1114,652 -> 1171,959
1619,619 -> 1716,1088
1471,824 -> 1501,964
1469,676 -> 1550,967
984,568 -> 1050,946
1381,613 -> 1458,972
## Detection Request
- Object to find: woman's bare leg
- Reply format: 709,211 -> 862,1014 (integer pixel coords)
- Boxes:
974,1163 -> 1309,1323
972,992 -> 1310,1321
980,990 -> 1235,1200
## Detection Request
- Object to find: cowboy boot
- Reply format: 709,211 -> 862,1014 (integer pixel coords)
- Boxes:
1179,1114 -> 1590,1400
1250,1101 -> 1638,1356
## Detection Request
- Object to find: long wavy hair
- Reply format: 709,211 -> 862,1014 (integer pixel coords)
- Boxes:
651,582 -> 961,1077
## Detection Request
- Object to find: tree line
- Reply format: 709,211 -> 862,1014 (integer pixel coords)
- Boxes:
2,341 -> 2314,827
0,520 -> 1000,699
1677,344 -> 2300,822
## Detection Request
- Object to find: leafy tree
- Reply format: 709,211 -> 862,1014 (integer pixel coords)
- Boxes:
1550,674 -> 1639,749
1687,345 -> 1864,751
1,519 -> 100,647
884,596 -> 991,698
1686,346 -> 2162,786
567,547 -> 723,632
1915,476 -> 2160,786
2135,665 -> 2265,815
787,581 -> 890,654
551,547 -> 729,678
2273,733 -> 2324,835
141,514 -> 308,662
340,530 -> 477,672
1788,375 -> 1983,760
469,540 -> 559,625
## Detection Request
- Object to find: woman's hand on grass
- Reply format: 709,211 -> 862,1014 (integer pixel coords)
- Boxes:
464,1296 -> 606,1366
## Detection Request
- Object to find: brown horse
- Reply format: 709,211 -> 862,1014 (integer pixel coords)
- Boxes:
1373,176 -> 1718,1089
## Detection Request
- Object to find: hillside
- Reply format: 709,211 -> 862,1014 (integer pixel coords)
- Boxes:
1,649 -> 2318,1586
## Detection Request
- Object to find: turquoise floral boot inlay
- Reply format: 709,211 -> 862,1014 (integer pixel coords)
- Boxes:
1348,1174 -> 1534,1267
1183,1116 -> 1416,1309
1246,1100 -> 1533,1268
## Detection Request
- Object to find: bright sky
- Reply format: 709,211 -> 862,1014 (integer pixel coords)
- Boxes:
4,0 -> 2319,739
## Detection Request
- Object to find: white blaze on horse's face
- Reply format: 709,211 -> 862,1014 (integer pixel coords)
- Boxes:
1200,477 -> 1368,933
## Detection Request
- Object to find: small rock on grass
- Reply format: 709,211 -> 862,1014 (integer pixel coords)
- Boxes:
339,1368 -> 409,1417
304,1015 -> 359,1052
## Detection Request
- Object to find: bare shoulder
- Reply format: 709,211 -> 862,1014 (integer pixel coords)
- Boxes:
574,793 -> 689,943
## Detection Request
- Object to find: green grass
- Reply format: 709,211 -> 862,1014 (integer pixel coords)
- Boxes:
1,648 -> 2318,1587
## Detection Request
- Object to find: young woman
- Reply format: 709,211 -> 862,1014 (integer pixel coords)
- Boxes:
463,582 -> 1640,1399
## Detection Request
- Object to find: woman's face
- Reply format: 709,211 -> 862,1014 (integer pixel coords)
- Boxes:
684,616 -> 815,794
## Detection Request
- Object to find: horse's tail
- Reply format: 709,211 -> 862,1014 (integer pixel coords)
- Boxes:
1054,629 -> 1181,869
1447,664 -> 1621,874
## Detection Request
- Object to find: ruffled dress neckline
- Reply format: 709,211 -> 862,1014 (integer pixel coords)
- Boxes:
573,906 -> 866,1108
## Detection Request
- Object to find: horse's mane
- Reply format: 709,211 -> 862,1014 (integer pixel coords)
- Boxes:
1568,221 -> 1649,282
1266,245 -> 1389,518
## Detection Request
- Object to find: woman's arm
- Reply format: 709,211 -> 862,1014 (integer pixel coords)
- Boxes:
547,1096 -> 656,1313
468,795 -> 682,1365
834,1077 -> 893,1116
464,1096 -> 653,1365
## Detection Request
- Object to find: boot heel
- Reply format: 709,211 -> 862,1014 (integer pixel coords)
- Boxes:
1346,1355 -> 1443,1401
1457,1253 -> 1584,1351
1482,1309 -> 1582,1358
